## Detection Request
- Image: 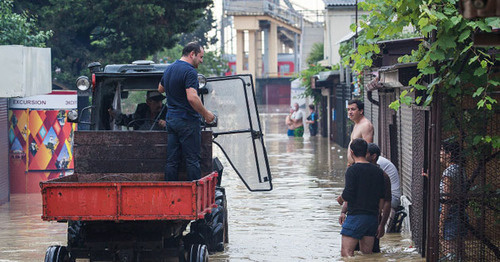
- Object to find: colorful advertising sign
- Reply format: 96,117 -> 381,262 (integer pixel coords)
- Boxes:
9,91 -> 77,193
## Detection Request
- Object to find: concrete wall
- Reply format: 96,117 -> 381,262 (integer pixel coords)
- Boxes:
324,8 -> 369,66
0,46 -> 51,98
0,99 -> 9,205
300,21 -> 324,71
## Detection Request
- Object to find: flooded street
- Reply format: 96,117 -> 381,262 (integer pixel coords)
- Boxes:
0,106 -> 423,261
210,106 -> 422,261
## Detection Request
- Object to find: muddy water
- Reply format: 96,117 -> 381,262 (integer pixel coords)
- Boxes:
210,106 -> 423,261
0,106 -> 423,261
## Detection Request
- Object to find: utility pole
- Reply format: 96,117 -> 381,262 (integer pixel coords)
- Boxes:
220,0 -> 226,54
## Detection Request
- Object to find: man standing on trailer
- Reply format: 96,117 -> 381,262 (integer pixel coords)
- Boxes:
158,42 -> 215,181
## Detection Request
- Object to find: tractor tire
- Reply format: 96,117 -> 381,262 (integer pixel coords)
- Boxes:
215,188 -> 228,244
189,244 -> 209,262
44,245 -> 70,262
185,187 -> 227,253
67,221 -> 85,248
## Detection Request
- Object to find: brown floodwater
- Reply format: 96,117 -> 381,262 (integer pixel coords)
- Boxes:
0,105 -> 424,261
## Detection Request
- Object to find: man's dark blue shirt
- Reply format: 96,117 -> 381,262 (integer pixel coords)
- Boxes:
161,60 -> 200,120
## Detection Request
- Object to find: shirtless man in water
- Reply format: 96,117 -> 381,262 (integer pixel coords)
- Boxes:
347,100 -> 374,165
286,103 -> 304,137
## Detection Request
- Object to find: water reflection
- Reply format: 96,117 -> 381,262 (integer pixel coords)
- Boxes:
0,194 -> 66,261
0,105 -> 423,261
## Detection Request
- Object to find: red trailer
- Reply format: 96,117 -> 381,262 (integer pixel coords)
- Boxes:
41,62 -> 272,262
41,172 -> 218,222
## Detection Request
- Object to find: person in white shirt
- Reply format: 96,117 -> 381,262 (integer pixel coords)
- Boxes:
377,156 -> 402,209
367,145 -> 402,232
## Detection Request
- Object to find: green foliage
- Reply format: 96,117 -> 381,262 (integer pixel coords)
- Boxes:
468,183 -> 499,221
197,50 -> 228,77
153,44 -> 228,77
15,0 -> 213,86
306,42 -> 324,65
339,0 -> 500,158
345,0 -> 498,113
340,1 -> 500,226
178,4 -> 218,47
293,64 -> 330,104
0,0 -> 51,47
154,45 -> 183,64
121,91 -> 147,114
294,42 -> 337,103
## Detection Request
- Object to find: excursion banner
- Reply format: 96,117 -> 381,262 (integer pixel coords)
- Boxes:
8,91 -> 77,193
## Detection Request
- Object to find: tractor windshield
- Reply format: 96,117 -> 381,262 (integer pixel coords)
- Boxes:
202,75 -> 272,192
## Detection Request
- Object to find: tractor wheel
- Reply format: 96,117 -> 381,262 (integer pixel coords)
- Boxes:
216,189 -> 228,244
44,245 -> 69,262
189,244 -> 209,262
67,221 -> 85,248
185,187 -> 227,253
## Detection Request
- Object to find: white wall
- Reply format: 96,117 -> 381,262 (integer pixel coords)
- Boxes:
300,21 -> 324,71
0,46 -> 51,98
324,8 -> 369,66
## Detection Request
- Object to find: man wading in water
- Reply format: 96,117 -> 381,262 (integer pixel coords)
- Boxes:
337,138 -> 385,257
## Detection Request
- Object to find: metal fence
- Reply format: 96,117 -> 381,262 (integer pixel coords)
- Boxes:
428,93 -> 500,261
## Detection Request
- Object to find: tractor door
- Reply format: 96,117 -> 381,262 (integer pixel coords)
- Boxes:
202,75 -> 272,191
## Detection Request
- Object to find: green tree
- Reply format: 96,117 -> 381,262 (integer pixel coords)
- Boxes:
155,45 -> 184,64
0,0 -> 51,47
15,0 -> 213,86
197,50 -> 228,77
306,42 -> 324,65
342,1 -> 500,227
344,0 -> 498,112
178,4 -> 218,47
293,64 -> 329,104
153,44 -> 228,77
342,0 -> 499,149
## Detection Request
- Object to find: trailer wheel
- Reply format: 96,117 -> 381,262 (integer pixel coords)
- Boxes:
185,187 -> 227,253
189,244 -> 208,262
214,187 -> 228,246
67,221 -> 85,248
44,245 -> 69,262
216,189 -> 228,244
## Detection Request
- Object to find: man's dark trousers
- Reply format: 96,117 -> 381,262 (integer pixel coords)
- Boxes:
165,117 -> 201,181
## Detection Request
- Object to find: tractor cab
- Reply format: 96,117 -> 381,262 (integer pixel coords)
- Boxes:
71,60 -> 272,191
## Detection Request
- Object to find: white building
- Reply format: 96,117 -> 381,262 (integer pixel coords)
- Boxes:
0,46 -> 51,205
323,0 -> 368,66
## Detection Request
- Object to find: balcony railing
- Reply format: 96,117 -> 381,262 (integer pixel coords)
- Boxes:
224,0 -> 303,28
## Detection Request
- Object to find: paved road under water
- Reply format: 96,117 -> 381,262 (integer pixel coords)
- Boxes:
0,105 -> 424,261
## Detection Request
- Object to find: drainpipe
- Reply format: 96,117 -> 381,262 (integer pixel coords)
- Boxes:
425,29 -> 440,262
426,92 -> 442,261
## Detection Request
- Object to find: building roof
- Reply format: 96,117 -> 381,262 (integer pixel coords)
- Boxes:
323,0 -> 364,7
335,27 -> 363,44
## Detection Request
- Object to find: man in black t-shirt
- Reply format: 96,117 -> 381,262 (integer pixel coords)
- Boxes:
336,138 -> 385,257
158,42 -> 215,181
